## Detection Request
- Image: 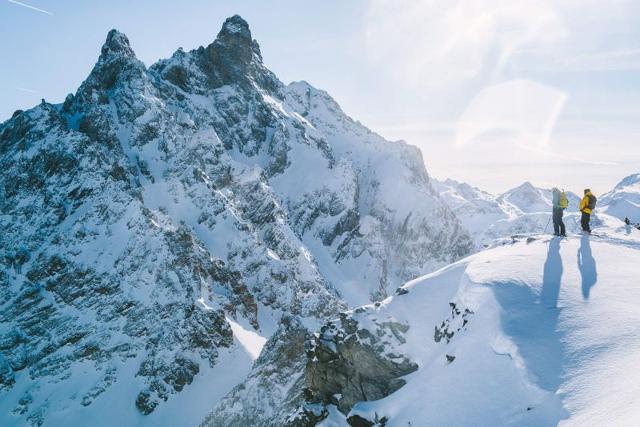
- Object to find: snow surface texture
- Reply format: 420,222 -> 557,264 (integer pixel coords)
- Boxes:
313,226 -> 640,426
0,14 -> 472,426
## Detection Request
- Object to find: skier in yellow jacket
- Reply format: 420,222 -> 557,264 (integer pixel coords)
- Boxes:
579,189 -> 597,234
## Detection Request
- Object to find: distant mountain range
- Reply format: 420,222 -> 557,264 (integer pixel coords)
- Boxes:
434,177 -> 638,247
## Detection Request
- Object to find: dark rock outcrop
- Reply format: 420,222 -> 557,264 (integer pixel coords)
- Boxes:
303,311 -> 417,417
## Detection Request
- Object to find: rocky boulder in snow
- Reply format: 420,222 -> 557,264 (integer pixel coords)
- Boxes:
302,310 -> 418,418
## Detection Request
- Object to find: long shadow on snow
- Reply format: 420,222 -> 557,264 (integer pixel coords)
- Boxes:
488,238 -> 569,421
577,235 -> 597,300
541,238 -> 562,308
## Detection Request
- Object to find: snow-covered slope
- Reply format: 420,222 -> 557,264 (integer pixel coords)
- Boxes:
497,182 -> 580,215
600,173 -> 640,223
0,15 -> 471,426
435,179 -> 583,248
303,228 -> 640,426
434,178 -> 509,236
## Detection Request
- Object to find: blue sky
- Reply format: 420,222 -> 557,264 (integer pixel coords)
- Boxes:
2,0 -> 639,193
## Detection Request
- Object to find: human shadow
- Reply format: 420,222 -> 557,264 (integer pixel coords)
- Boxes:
491,281 -> 568,423
491,238 -> 566,394
577,235 -> 597,299
541,238 -> 563,308
487,238 -> 570,422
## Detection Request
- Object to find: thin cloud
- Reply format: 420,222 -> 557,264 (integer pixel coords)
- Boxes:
517,143 -> 618,167
455,79 -> 567,149
364,0 -> 567,90
15,87 -> 40,94
7,0 -> 53,15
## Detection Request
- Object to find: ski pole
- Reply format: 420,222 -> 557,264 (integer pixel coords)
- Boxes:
543,216 -> 551,234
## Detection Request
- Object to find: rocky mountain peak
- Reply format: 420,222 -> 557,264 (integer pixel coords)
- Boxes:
209,14 -> 260,61
70,29 -> 146,106
150,15 -> 280,94
100,29 -> 136,61
200,14 -> 263,79
218,14 -> 252,40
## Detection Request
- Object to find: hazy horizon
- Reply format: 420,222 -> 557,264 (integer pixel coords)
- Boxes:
2,0 -> 638,194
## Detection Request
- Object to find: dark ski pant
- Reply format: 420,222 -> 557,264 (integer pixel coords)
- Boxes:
581,211 -> 591,233
553,207 -> 565,235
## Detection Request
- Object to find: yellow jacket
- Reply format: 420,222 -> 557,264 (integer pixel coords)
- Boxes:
579,191 -> 593,214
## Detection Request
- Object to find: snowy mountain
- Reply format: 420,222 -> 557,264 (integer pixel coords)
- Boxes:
297,228 -> 640,426
497,181 -> 581,215
435,179 -> 583,248
599,173 -> 640,223
0,15 -> 471,426
433,178 -> 508,235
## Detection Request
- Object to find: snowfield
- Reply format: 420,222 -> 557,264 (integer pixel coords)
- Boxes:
320,225 -> 640,426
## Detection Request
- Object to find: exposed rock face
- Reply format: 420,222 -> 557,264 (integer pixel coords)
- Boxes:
1,14 -> 471,426
302,310 -> 417,419
204,309 -> 417,427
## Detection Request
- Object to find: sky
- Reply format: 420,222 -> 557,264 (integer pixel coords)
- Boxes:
1,0 -> 639,193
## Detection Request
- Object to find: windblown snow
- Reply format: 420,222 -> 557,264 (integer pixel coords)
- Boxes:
320,227 -> 640,426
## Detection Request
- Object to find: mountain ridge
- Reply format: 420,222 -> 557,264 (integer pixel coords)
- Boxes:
0,15 -> 471,426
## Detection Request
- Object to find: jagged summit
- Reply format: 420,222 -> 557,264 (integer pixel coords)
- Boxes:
218,14 -> 252,40
68,28 -> 146,104
148,15 -> 277,93
100,29 -> 136,60
200,14 -> 264,83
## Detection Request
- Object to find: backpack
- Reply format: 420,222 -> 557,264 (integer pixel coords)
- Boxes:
559,191 -> 568,209
552,188 -> 568,209
588,194 -> 597,210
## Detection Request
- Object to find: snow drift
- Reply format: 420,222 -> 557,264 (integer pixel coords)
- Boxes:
308,229 -> 640,426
